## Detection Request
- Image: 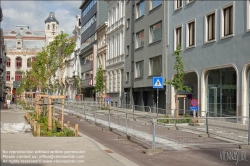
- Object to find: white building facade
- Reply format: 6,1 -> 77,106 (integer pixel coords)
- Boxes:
106,0 -> 125,106
64,15 -> 81,99
96,22 -> 108,102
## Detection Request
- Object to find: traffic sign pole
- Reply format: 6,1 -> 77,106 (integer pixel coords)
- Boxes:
157,88 -> 159,118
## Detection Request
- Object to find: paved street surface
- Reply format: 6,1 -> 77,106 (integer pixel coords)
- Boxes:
0,104 -> 137,166
1,103 -> 250,166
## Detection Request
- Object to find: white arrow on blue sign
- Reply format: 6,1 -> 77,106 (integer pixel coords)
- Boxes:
190,106 -> 198,111
152,77 -> 163,89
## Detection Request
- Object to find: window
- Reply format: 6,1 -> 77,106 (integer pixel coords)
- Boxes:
15,71 -> 22,81
6,58 -> 10,67
135,61 -> 144,78
52,24 -> 55,31
187,0 -> 195,5
6,71 -> 10,81
27,58 -> 31,68
149,21 -> 162,43
151,0 -> 162,10
47,24 -> 50,30
82,0 -> 97,17
136,1 -> 145,18
83,54 -> 93,64
221,3 -> 234,38
17,41 -> 22,49
16,57 -> 22,68
186,20 -> 195,48
82,14 -> 96,32
126,45 -> 130,55
83,70 -> 93,80
174,25 -> 182,50
126,72 -> 129,82
126,18 -> 130,29
175,0 -> 182,10
136,30 -> 144,48
205,11 -> 215,42
149,56 -> 162,75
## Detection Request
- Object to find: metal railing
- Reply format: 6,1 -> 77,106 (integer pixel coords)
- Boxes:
53,103 -> 250,150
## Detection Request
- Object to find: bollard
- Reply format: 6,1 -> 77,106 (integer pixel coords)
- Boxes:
108,109 -> 111,129
32,119 -> 35,127
126,113 -> 128,135
85,109 -> 87,121
34,121 -> 37,132
25,112 -> 29,119
29,117 -> 32,124
67,121 -> 70,129
37,124 -> 40,137
95,111 -> 96,123
75,124 -> 78,137
193,110 -> 196,125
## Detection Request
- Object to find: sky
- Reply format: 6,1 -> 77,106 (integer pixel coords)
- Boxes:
1,0 -> 82,36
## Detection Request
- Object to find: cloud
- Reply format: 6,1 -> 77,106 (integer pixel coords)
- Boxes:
1,1 -> 81,36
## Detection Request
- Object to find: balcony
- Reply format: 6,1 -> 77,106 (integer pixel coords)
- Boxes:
81,61 -> 93,72
81,78 -> 93,87
107,17 -> 125,35
106,54 -> 125,66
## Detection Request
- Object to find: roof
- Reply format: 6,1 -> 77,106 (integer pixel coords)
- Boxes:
3,25 -> 45,37
44,12 -> 59,24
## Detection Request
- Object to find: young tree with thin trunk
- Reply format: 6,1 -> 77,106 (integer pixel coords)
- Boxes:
94,63 -> 105,105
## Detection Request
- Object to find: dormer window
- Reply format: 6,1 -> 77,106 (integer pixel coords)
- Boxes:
17,41 -> 22,49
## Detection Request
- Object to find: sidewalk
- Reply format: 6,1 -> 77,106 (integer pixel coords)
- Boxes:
0,104 -> 138,166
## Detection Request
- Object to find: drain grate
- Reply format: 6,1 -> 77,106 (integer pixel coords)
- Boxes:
104,149 -> 113,153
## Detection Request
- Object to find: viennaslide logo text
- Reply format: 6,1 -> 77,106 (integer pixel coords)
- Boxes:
220,150 -> 247,165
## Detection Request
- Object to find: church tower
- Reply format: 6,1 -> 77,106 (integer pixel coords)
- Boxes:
44,12 -> 59,46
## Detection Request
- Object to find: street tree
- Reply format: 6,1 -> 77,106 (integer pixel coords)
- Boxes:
165,45 -> 192,117
165,45 -> 192,92
94,62 -> 105,105
17,32 -> 76,95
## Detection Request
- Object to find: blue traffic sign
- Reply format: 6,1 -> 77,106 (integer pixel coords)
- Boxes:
152,77 -> 164,89
190,106 -> 198,111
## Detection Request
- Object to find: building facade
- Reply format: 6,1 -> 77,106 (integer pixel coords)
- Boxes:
96,22 -> 108,102
79,0 -> 108,101
106,0 -> 125,106
0,4 -> 6,102
167,0 -> 250,117
124,0 -> 166,109
64,15 -> 82,99
3,12 -> 58,92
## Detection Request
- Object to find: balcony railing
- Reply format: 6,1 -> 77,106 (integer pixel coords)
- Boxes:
107,17 -> 124,34
81,78 -> 93,87
106,54 -> 124,66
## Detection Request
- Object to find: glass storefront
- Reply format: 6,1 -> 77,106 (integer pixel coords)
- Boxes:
207,67 -> 236,116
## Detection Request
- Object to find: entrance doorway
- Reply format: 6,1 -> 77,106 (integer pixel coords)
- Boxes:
207,68 -> 236,116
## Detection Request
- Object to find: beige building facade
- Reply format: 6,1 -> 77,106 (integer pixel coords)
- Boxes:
3,12 -> 59,91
